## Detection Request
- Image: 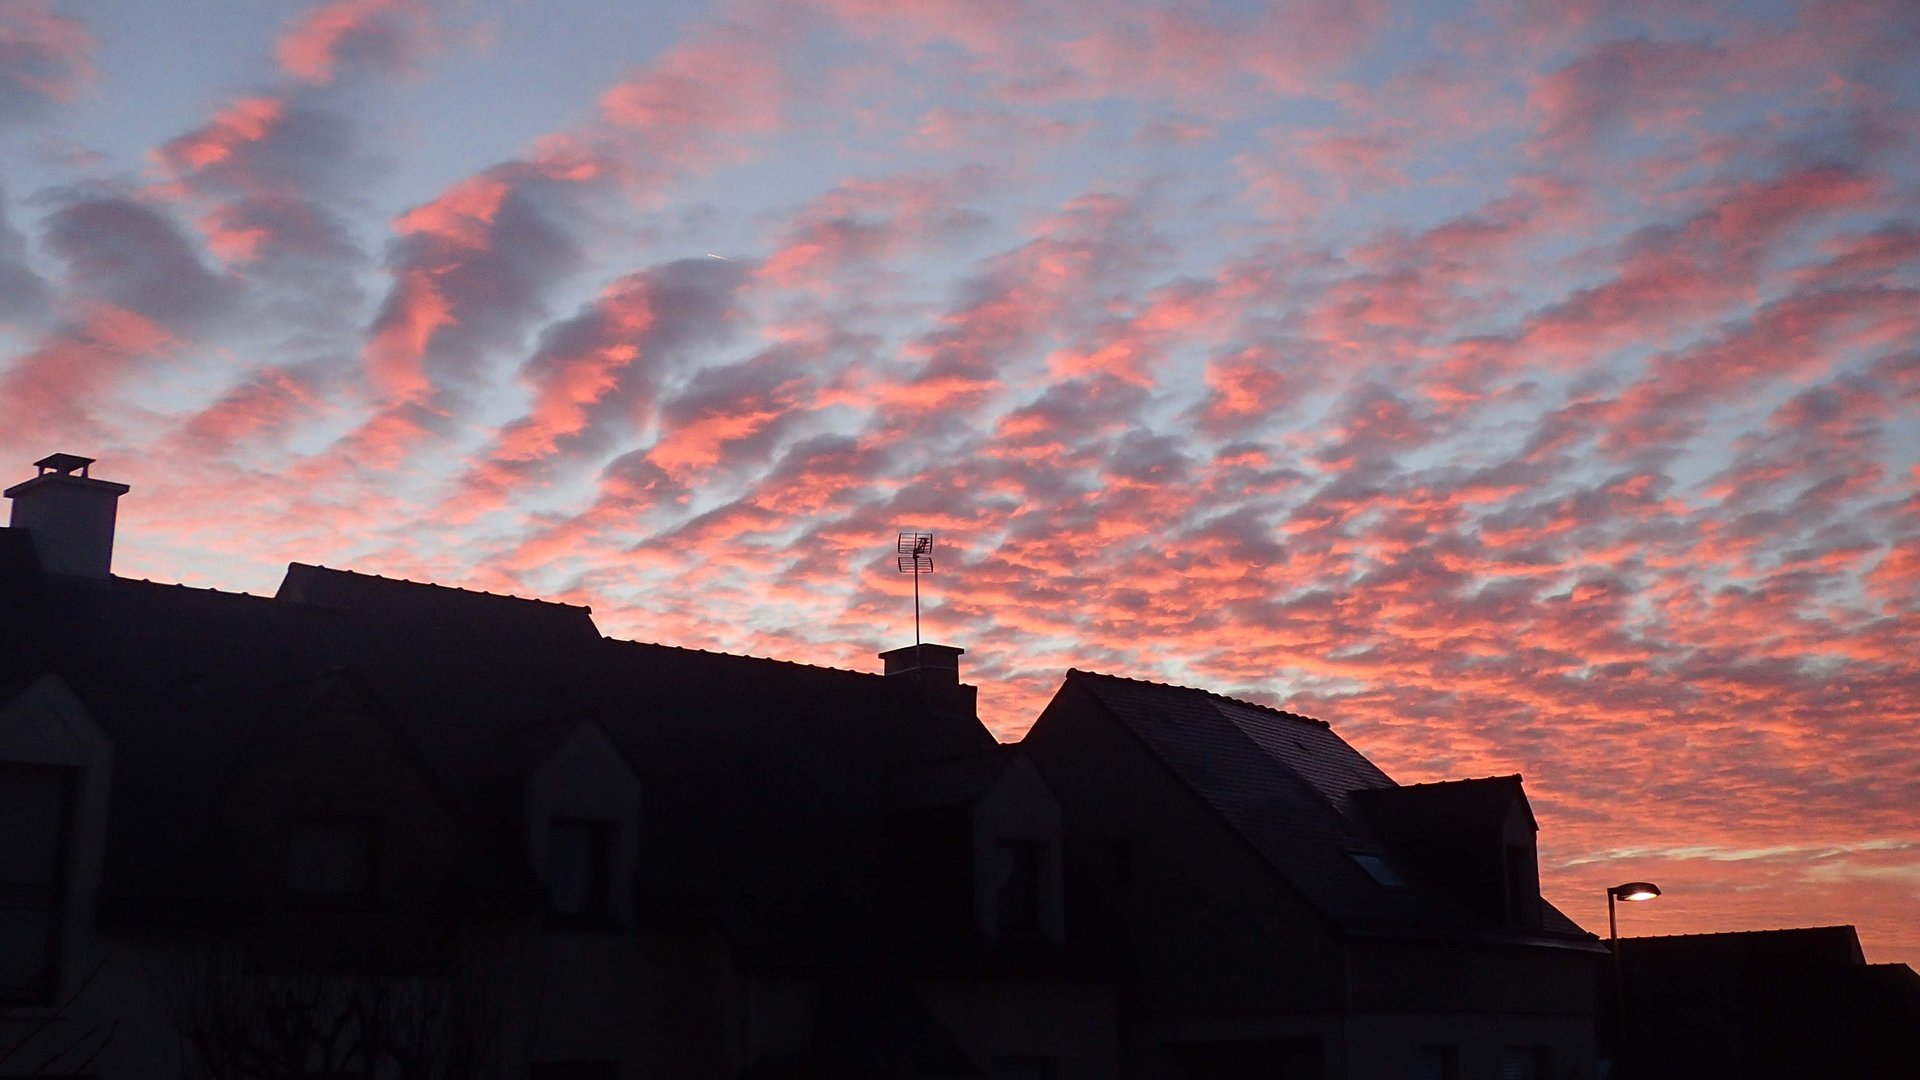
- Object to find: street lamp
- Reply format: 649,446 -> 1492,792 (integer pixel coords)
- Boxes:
1606,881 -> 1660,1079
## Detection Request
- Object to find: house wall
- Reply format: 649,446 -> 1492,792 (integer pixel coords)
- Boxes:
215,679 -> 475,915
915,976 -> 1119,1079
741,971 -> 823,1071
1021,681 -> 1603,1080
0,675 -> 159,1079
525,722 -> 643,929
0,675 -> 112,1006
1346,938 -> 1599,1078
0,679 -> 693,1080
971,754 -> 1065,942
1348,938 -> 1597,1017
1342,1009 -> 1596,1080
1019,682 -> 1349,1030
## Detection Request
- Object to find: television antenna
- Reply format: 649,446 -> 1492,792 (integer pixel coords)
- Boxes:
896,531 -> 934,662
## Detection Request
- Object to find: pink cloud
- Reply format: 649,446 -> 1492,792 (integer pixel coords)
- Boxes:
1530,36 -> 1731,157
0,303 -> 178,443
158,96 -> 286,175
275,0 -> 436,84
597,9 -> 801,172
758,168 -> 992,290
0,0 -> 94,124
181,367 -> 328,449
1293,127 -> 1413,196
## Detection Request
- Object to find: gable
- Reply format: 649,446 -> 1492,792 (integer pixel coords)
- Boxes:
0,673 -> 112,771
1045,670 -> 1595,946
191,672 -> 473,913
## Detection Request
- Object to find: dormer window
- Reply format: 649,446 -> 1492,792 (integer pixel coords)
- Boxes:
995,838 -> 1045,938
1505,843 -> 1540,927
523,722 -> 640,934
0,763 -> 76,1004
545,817 -> 616,929
283,815 -> 378,903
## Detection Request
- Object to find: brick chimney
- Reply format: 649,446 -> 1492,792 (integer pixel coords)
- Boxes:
4,454 -> 130,578
878,643 -> 978,721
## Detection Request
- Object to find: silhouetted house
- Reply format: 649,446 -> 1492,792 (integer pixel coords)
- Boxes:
0,456 -> 1111,1078
3,454 -> 1610,1079
1020,670 -> 1605,1079
1611,926 -> 1920,1080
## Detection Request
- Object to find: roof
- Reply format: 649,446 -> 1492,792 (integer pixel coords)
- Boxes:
1058,668 -> 1594,946
1622,924 -> 1867,965
276,562 -> 600,651
1355,774 -> 1536,831
1613,925 -> 1920,1077
0,553 -> 998,966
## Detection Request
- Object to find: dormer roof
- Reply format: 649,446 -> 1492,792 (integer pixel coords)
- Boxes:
1051,669 -> 1594,947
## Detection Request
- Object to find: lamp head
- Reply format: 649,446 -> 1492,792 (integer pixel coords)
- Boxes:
1609,881 -> 1661,902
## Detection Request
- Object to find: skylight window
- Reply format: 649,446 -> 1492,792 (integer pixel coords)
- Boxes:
1349,852 -> 1405,888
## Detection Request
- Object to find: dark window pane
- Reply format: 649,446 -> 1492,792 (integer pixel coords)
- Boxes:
546,818 -> 615,926
284,817 -> 376,899
0,763 -> 74,1004
0,909 -> 58,990
996,838 -> 1043,937
1416,1045 -> 1458,1080
1505,845 -> 1537,925
529,1060 -> 615,1080
0,764 -> 71,888
1502,1045 -> 1550,1080
1349,851 -> 1405,888
990,1054 -> 1056,1079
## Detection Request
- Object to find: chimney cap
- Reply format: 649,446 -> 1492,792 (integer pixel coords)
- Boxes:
34,453 -> 96,477
878,643 -> 963,664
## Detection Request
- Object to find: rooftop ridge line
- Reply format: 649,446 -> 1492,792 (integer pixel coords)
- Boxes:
598,635 -> 897,681
1625,925 -> 1858,941
290,562 -> 594,612
86,565 -> 903,684
1067,667 -> 1329,728
1375,774 -> 1526,789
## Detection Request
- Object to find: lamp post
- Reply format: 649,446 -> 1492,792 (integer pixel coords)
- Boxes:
1606,881 -> 1660,1079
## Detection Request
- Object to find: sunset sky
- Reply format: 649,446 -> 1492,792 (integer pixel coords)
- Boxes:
2,0 -> 1916,967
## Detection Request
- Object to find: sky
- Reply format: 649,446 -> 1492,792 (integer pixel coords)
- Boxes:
1,0 -> 1916,967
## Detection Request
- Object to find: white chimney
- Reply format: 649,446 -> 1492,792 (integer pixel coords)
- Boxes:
5,454 -> 130,578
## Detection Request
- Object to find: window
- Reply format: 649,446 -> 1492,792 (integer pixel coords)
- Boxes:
1110,837 -> 1135,889
528,1062 -> 615,1080
1501,1045 -> 1551,1080
283,816 -> 377,903
1415,1045 -> 1459,1080
545,818 -> 616,928
1505,844 -> 1538,926
994,838 -> 1044,938
1349,851 -> 1405,887
989,1055 -> 1056,1079
0,763 -> 76,1004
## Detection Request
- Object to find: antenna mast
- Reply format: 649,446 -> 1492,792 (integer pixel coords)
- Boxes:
896,531 -> 934,670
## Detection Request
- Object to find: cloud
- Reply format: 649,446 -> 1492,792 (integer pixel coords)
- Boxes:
274,0 -> 438,84
0,0 -> 94,126
1530,36 -> 1732,157
365,167 -> 584,411
596,6 -> 803,173
0,303 -> 178,444
759,168 -> 993,290
453,255 -> 749,512
42,195 -> 234,328
0,182 -> 49,322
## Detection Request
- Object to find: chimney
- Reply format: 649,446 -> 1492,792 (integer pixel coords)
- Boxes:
878,643 -> 978,721
4,454 -> 131,578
